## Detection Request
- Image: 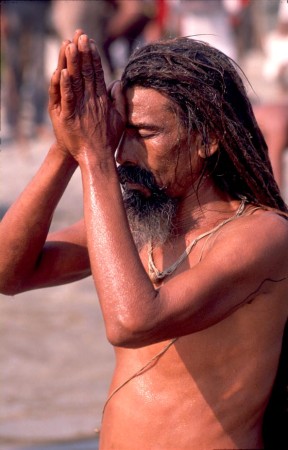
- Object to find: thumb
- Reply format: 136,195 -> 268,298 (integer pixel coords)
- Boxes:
110,81 -> 126,123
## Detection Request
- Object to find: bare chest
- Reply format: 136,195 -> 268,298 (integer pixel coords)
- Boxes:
101,306 -> 282,449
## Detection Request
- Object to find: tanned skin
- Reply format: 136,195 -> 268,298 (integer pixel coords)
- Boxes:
0,31 -> 287,449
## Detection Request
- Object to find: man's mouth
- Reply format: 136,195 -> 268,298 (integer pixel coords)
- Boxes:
118,165 -> 159,192
124,182 -> 152,197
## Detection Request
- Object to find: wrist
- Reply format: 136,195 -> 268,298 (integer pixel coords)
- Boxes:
49,141 -> 79,171
77,148 -> 118,179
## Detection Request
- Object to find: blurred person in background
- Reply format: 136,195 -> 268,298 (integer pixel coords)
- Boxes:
263,0 -> 288,91
230,0 -> 263,59
253,103 -> 288,191
50,0 -> 113,83
102,0 -> 160,79
1,0 -> 51,142
50,0 -> 164,82
253,0 -> 288,193
174,0 -> 241,61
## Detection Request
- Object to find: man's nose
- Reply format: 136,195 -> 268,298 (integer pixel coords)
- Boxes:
115,132 -> 137,166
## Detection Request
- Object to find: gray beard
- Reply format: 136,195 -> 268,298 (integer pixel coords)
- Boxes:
122,188 -> 178,250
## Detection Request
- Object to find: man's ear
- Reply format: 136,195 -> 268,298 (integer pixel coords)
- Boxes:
197,137 -> 219,159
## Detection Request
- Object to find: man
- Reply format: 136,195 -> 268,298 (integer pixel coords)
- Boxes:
253,102 -> 288,192
0,30 -> 287,449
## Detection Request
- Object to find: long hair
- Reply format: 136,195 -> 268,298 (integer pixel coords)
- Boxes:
121,37 -> 288,214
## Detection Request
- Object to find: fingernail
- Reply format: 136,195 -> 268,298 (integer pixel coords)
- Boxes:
79,34 -> 88,42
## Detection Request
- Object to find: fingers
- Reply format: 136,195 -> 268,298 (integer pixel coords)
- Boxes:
66,43 -> 82,100
55,31 -> 107,115
72,34 -> 106,97
48,68 -> 61,111
57,40 -> 70,71
60,69 -> 75,117
78,35 -> 96,93
73,29 -> 85,46
49,39 -> 70,111
89,40 -> 107,97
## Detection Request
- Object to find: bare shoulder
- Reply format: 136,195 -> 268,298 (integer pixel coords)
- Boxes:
216,208 -> 288,249
208,208 -> 288,281
243,209 -> 288,240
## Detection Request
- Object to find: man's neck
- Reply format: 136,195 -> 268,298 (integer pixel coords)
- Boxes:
171,179 -> 238,236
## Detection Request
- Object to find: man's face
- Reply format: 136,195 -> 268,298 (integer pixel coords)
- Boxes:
116,86 -> 198,197
116,87 -> 200,248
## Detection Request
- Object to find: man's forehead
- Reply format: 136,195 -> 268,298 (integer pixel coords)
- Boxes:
125,86 -> 177,121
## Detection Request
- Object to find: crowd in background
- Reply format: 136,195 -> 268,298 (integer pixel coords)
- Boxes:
1,0 -> 288,190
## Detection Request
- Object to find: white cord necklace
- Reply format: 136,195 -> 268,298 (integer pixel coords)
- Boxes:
148,197 -> 247,283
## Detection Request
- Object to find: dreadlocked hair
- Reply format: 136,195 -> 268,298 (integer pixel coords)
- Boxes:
121,37 -> 288,215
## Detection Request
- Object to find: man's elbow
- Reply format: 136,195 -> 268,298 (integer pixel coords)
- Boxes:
0,274 -> 24,296
0,283 -> 22,296
105,315 -> 155,349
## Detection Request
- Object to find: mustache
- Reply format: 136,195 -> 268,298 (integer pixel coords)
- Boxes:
117,165 -> 165,193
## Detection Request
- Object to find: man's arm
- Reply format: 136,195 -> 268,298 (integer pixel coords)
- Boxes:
0,32 -> 92,295
0,143 -> 91,295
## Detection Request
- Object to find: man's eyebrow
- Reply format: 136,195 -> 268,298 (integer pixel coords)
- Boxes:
126,122 -> 162,131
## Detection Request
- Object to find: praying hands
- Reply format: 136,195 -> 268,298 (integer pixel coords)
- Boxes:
48,30 -> 126,164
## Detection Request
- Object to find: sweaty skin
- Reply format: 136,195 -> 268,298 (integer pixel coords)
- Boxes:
0,32 -> 287,450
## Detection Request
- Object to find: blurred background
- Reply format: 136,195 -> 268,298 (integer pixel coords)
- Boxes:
0,1 -> 287,449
